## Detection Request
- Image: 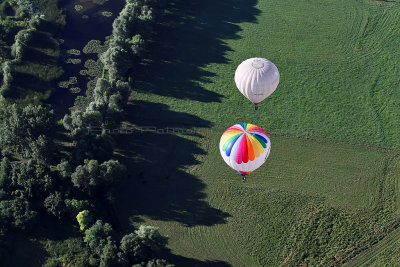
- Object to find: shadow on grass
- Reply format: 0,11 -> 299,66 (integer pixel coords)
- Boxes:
115,101 -> 229,227
164,253 -> 232,267
25,48 -> 58,65
135,0 -> 260,102
1,215 -> 79,267
30,31 -> 59,50
11,71 -> 52,98
113,0 -> 259,264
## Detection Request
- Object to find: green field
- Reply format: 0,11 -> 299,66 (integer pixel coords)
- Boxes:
343,227 -> 400,267
110,0 -> 400,265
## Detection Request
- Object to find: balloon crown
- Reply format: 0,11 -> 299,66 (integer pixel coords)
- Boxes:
251,59 -> 264,69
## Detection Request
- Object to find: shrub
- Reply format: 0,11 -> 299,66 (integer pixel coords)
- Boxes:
74,5 -> 83,12
70,87 -> 81,93
101,11 -> 112,17
67,49 -> 81,56
83,40 -> 107,54
66,58 -> 81,64
76,210 -> 92,231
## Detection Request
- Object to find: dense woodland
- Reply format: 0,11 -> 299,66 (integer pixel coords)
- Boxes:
0,0 -> 174,266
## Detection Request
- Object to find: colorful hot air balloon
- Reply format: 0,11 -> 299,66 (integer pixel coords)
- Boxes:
219,123 -> 271,182
234,58 -> 280,110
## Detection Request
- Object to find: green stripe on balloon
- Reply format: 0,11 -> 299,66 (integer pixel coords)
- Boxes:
252,134 -> 266,148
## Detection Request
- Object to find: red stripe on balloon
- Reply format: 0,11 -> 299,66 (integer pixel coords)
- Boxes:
236,135 -> 244,164
242,134 -> 249,163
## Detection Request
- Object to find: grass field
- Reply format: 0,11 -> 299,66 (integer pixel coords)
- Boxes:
110,0 -> 400,266
343,227 -> 400,267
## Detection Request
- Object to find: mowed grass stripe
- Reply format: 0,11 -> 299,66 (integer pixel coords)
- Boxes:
342,227 -> 400,267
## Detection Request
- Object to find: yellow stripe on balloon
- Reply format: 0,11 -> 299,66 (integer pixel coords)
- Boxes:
246,123 -> 257,131
220,130 -> 242,146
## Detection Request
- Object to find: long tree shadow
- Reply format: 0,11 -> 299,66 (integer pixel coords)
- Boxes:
135,0 -> 260,102
114,0 -> 260,264
115,101 -> 229,227
162,250 -> 233,267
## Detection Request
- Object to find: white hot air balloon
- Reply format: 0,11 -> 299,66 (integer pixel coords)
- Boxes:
234,58 -> 280,110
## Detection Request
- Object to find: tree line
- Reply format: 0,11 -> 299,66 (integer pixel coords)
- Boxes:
0,0 -> 173,266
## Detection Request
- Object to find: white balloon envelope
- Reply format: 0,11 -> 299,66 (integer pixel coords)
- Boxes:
234,58 -> 280,110
219,123 -> 271,181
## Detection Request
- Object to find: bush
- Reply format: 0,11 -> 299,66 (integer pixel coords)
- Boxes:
66,58 -> 81,64
84,59 -> 103,78
76,210 -> 92,231
74,5 -> 83,12
70,87 -> 81,93
66,49 -> 81,56
83,40 -> 107,54
58,76 -> 78,88
101,11 -> 112,17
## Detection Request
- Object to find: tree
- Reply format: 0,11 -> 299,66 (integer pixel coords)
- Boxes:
12,0 -> 40,17
84,220 -> 114,256
10,160 -> 53,200
11,28 -> 35,60
0,197 -> 37,229
112,2 -> 153,39
29,135 -> 50,164
44,191 -> 64,219
101,45 -> 132,81
0,157 -> 11,190
65,199 -> 91,217
0,103 -> 55,162
1,61 -> 14,97
71,159 -> 126,192
72,131 -> 114,163
128,34 -> 145,57
28,15 -> 45,30
145,259 -> 174,267
71,159 -> 100,191
56,160 -> 72,178
76,210 -> 93,231
120,226 -> 168,263
101,160 -> 127,186
99,242 -> 117,267
135,226 -> 168,255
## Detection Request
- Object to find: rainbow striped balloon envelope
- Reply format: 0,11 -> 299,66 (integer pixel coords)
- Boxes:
219,123 -> 271,177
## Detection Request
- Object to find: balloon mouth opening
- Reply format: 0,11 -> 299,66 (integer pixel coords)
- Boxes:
251,60 -> 264,69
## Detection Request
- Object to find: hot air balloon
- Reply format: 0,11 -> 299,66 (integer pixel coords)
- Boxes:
234,58 -> 280,110
219,123 -> 271,182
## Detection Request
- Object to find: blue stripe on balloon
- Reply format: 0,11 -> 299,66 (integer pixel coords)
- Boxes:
252,133 -> 268,143
226,133 -> 243,157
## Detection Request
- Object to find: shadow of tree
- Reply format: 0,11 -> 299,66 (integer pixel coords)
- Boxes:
113,0 -> 260,264
30,31 -> 59,50
135,0 -> 260,102
123,100 -> 211,128
25,49 -> 58,65
163,252 -> 233,267
12,71 -> 51,98
114,101 -> 229,227
1,215 -> 79,267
